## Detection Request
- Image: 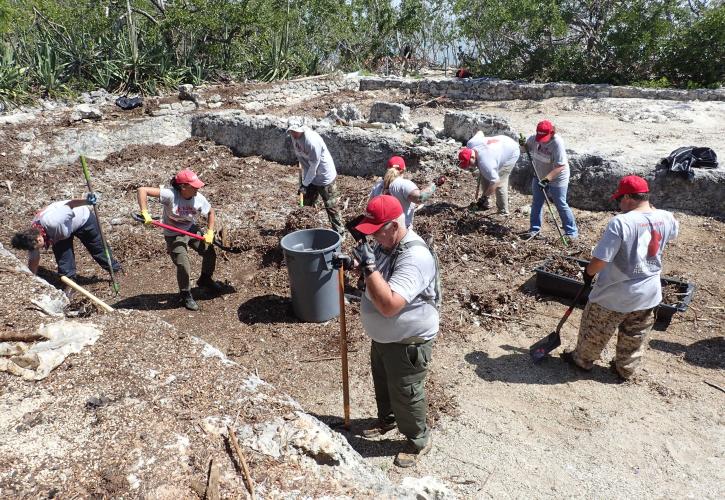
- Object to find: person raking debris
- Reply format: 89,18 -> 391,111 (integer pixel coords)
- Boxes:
561,175 -> 679,379
352,194 -> 440,468
458,131 -> 521,214
519,120 -> 578,240
11,195 -> 121,294
137,169 -> 223,311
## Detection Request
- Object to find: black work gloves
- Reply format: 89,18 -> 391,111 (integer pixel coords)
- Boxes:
538,178 -> 550,190
352,241 -> 376,270
582,269 -> 595,287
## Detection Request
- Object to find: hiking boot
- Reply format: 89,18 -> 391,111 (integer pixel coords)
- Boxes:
394,436 -> 432,468
560,350 -> 589,371
180,292 -> 199,311
520,230 -> 540,241
361,420 -> 397,438
476,198 -> 491,210
197,275 -> 224,293
565,234 -> 579,242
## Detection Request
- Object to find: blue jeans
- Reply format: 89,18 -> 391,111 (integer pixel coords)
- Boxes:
530,179 -> 578,237
52,213 -> 121,279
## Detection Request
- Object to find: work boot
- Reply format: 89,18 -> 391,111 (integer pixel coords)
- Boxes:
197,275 -> 224,293
180,292 -> 199,311
520,230 -> 540,240
394,436 -> 432,468
361,420 -> 397,438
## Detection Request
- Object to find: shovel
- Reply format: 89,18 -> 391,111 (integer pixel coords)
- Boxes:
530,283 -> 589,363
130,212 -> 242,253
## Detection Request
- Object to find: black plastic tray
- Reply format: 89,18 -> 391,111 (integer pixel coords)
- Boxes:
534,256 -> 696,324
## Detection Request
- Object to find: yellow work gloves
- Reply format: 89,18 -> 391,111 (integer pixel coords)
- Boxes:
203,229 -> 214,245
141,210 -> 153,224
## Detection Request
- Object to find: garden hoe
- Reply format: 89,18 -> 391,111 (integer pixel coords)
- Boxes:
519,134 -> 569,247
530,283 -> 589,363
131,212 -> 242,253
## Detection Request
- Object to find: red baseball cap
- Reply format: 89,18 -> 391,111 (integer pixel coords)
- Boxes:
175,169 -> 205,188
387,156 -> 406,171
611,175 -> 649,200
458,147 -> 473,168
355,195 -> 404,235
536,120 -> 554,143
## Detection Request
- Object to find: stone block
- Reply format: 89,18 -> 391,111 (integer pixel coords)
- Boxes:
443,111 -> 516,144
369,102 -> 410,125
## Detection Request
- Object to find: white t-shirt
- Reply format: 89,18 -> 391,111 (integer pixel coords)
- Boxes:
361,230 -> 439,343
466,131 -> 486,149
588,209 -> 679,312
471,135 -> 520,181
525,135 -> 569,187
34,201 -> 91,244
369,177 -> 419,228
159,187 -> 211,237
291,127 -> 337,187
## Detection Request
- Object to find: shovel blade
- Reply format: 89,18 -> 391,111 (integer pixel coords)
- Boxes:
530,331 -> 561,363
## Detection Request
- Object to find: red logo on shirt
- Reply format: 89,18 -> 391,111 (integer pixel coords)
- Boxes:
647,230 -> 661,257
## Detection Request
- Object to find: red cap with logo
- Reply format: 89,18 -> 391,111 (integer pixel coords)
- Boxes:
458,147 -> 473,168
175,169 -> 205,189
387,156 -> 406,171
536,120 -> 554,143
611,175 -> 649,200
355,195 -> 404,235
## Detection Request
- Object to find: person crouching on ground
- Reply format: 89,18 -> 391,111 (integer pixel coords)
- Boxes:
11,195 -> 121,290
519,120 -> 578,239
562,176 -> 678,379
353,194 -> 439,468
458,131 -> 520,214
288,124 -> 345,236
137,169 -> 222,311
368,156 -> 437,228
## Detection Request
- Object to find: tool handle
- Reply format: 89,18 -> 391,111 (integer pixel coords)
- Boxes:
555,284 -> 590,332
80,155 -> 120,294
338,263 -> 350,430
152,220 -> 205,240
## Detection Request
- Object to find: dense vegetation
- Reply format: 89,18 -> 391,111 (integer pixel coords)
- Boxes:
0,0 -> 722,105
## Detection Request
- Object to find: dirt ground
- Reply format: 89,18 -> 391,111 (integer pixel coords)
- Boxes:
1,81 -> 723,498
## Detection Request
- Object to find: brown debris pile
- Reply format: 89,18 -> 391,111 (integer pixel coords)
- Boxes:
284,207 -> 327,233
541,255 -> 584,280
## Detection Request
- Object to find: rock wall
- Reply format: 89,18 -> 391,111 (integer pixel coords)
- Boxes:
242,73 -> 359,111
360,77 -> 725,102
443,111 -> 517,142
191,111 -> 454,176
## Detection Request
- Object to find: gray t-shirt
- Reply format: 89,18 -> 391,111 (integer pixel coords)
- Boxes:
525,135 -> 569,187
369,177 -> 418,228
472,135 -> 520,181
159,187 -> 211,236
588,209 -> 679,312
291,127 -> 337,187
361,230 -> 439,343
34,201 -> 91,244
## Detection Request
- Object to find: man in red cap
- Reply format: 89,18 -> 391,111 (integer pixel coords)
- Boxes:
519,120 -> 578,239
352,194 -> 440,467
458,131 -> 520,214
562,175 -> 679,379
367,156 -> 438,228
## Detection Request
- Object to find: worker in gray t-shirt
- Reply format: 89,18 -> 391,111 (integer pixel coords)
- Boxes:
458,132 -> 520,214
11,196 -> 120,287
288,124 -> 344,235
562,176 -> 678,380
368,156 -> 438,228
520,120 -> 578,239
352,195 -> 438,469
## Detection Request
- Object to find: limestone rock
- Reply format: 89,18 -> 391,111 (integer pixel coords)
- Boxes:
369,101 -> 411,125
71,104 -> 103,122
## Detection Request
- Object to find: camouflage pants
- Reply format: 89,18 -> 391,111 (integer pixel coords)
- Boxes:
303,181 -> 344,235
572,301 -> 655,379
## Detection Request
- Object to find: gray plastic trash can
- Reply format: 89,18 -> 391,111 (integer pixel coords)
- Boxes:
280,228 -> 342,322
